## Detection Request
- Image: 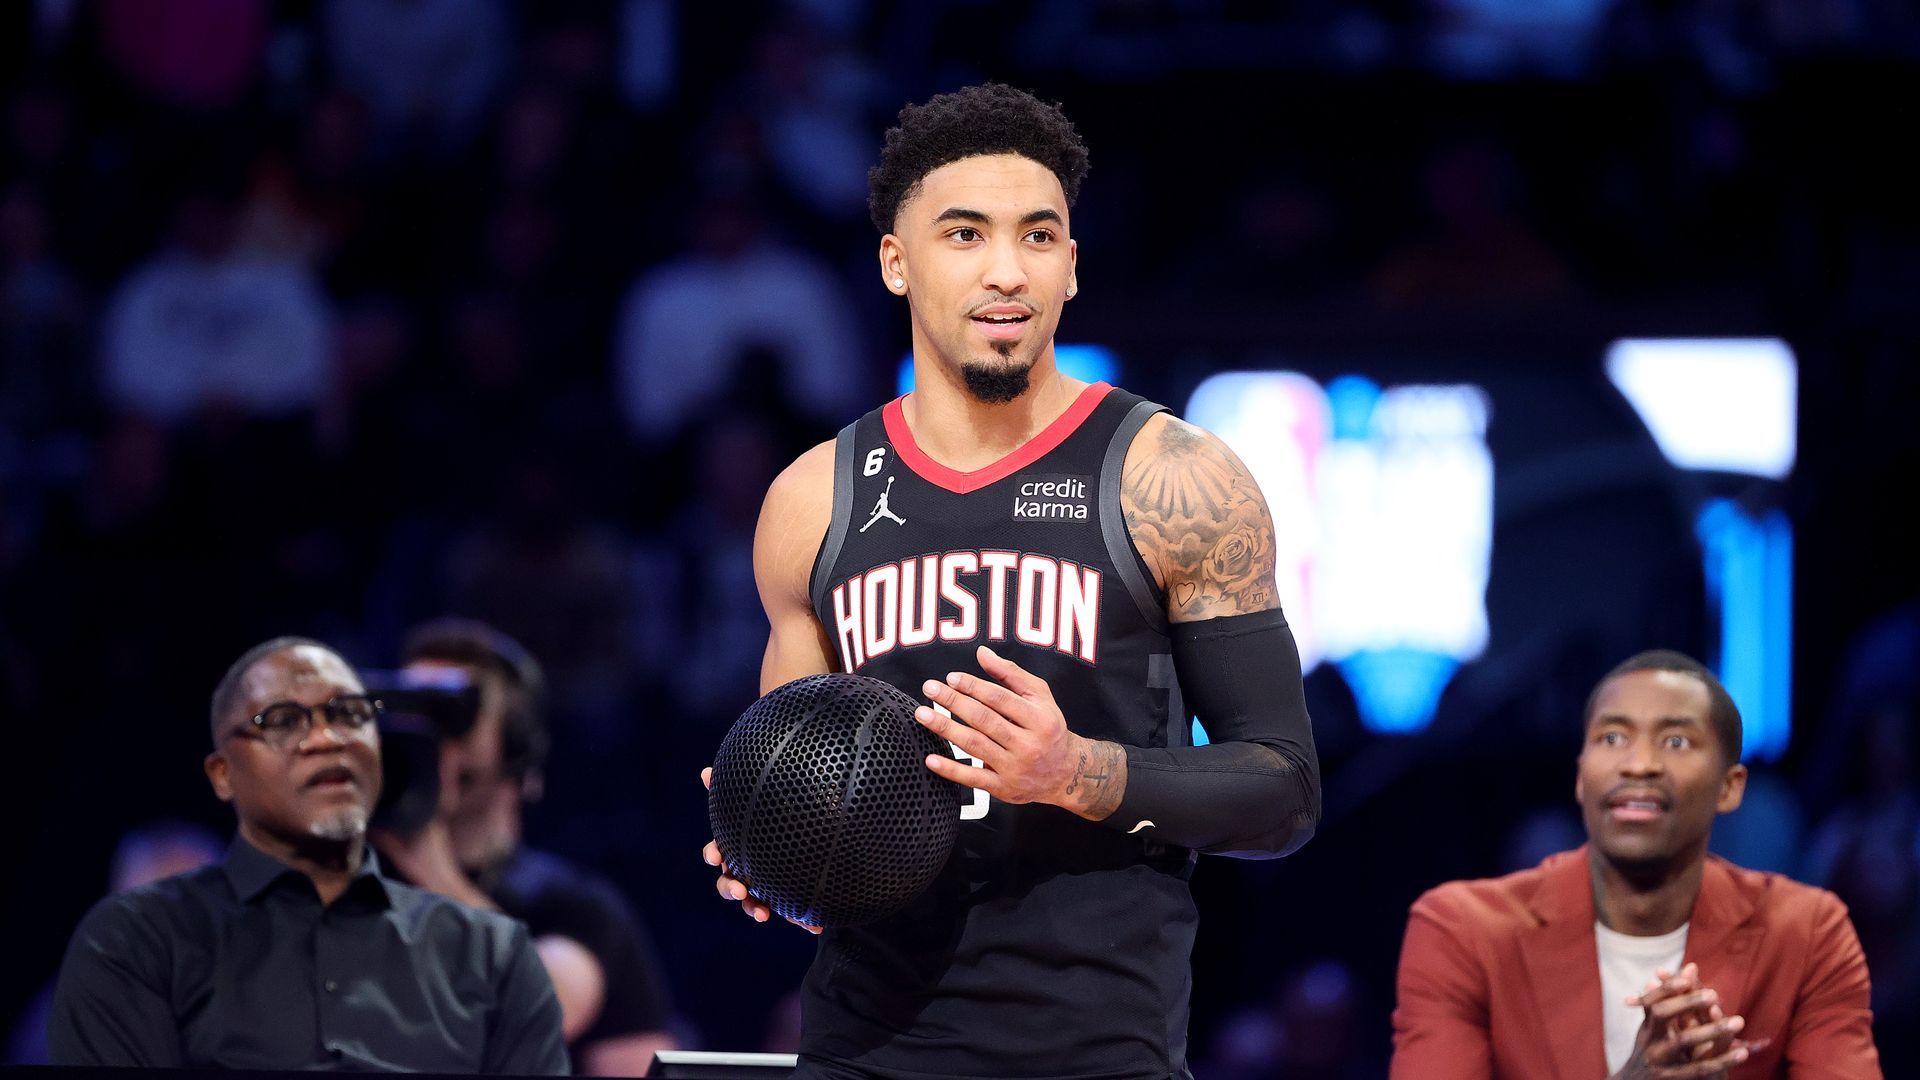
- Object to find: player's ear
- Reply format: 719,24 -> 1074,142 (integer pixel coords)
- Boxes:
880,235 -> 908,295
1716,762 -> 1747,814
206,751 -> 234,803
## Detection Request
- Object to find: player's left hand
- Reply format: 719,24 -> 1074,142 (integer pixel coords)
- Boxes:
915,645 -> 1124,819
700,767 -> 822,935
1613,964 -> 1767,1079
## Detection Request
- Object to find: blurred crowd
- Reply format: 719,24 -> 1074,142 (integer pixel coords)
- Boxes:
3,0 -> 1918,1072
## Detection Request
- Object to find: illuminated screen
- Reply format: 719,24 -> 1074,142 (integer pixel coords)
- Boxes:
1606,338 -> 1796,480
1185,341 -> 1795,759
1187,372 -> 1494,734
1608,337 -> 1797,762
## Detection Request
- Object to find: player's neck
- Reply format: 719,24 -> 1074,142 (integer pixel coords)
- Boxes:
902,349 -> 1087,472
242,819 -> 366,906
1588,845 -> 1703,937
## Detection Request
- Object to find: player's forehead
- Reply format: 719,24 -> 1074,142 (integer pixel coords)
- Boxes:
1586,669 -> 1712,730
240,646 -> 362,711
902,153 -> 1068,228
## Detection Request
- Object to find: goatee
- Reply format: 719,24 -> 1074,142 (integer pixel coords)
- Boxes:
308,808 -> 369,843
960,345 -> 1031,404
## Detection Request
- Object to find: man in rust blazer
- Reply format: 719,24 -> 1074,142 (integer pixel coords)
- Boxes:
1392,651 -> 1880,1079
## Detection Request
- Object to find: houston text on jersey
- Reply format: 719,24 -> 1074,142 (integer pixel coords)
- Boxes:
828,550 -> 1102,670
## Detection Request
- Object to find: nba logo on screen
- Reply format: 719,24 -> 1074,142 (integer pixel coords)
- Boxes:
1188,372 -> 1494,734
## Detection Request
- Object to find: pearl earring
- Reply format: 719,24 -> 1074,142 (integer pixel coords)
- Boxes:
893,277 -> 905,289
1066,285 -> 1077,297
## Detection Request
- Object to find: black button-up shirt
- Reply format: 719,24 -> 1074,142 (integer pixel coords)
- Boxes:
48,835 -> 569,1073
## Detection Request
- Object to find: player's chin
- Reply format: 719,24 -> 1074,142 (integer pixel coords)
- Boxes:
959,357 -> 1034,404
1592,828 -> 1678,867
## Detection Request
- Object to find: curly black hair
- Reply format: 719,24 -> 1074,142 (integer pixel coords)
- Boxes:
868,83 -> 1090,235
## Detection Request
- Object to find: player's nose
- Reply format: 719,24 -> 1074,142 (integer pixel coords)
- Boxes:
979,237 -> 1029,294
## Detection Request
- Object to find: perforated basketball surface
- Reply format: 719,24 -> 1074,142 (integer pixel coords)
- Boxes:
708,672 -> 962,928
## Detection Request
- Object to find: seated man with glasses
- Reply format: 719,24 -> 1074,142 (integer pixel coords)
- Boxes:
48,636 -> 570,1074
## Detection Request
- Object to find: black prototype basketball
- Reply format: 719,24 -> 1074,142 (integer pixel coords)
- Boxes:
708,672 -> 964,928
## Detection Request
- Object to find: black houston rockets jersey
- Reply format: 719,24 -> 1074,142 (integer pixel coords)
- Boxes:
803,382 -> 1200,1080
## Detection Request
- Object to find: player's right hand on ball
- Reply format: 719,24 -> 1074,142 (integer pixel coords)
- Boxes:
701,767 -> 822,935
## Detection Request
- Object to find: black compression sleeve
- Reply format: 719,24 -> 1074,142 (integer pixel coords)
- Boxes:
1100,608 -> 1321,858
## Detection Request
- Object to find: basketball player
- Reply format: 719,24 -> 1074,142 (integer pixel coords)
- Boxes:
702,84 -> 1321,1079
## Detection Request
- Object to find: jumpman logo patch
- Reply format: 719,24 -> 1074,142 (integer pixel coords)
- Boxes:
860,475 -> 907,532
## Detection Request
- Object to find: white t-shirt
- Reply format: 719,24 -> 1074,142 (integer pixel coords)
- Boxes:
1595,920 -> 1690,1075
101,252 -> 332,421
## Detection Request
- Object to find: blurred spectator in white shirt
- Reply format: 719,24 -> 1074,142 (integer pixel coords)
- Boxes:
100,184 -> 332,424
612,194 -> 862,445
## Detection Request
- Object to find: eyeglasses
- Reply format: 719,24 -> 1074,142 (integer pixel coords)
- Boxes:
227,696 -> 382,750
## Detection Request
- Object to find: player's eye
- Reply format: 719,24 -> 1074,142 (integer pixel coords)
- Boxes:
1663,734 -> 1691,750
951,227 -> 981,243
1599,731 -> 1626,747
1025,229 -> 1053,243
258,704 -> 306,733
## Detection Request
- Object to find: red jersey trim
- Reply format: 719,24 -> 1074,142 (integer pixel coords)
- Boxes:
883,382 -> 1115,495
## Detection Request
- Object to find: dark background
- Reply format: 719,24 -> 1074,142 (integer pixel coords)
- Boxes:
3,2 -> 1917,1076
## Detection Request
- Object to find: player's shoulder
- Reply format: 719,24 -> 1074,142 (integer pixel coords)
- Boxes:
78,876 -> 172,934
1120,409 -> 1262,499
758,438 -> 838,547
71,864 -> 226,957
1410,849 -> 1584,930
1703,855 -> 1854,934
1127,409 -> 1231,457
1120,406 -> 1279,618
755,438 -> 839,597
1410,873 -> 1536,927
764,438 -> 837,512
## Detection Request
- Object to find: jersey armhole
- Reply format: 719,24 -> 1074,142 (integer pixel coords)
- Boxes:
1099,400 -> 1171,636
1105,401 -> 1190,755
807,421 -> 860,617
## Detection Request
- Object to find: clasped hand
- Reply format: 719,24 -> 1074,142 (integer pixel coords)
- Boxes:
1612,963 -> 1768,1079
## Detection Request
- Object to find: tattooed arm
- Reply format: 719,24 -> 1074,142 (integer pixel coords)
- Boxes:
917,412 -> 1318,852
1083,413 -> 1320,856
1122,414 -> 1281,621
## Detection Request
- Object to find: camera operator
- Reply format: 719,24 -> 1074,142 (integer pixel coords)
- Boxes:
369,618 -> 680,1076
